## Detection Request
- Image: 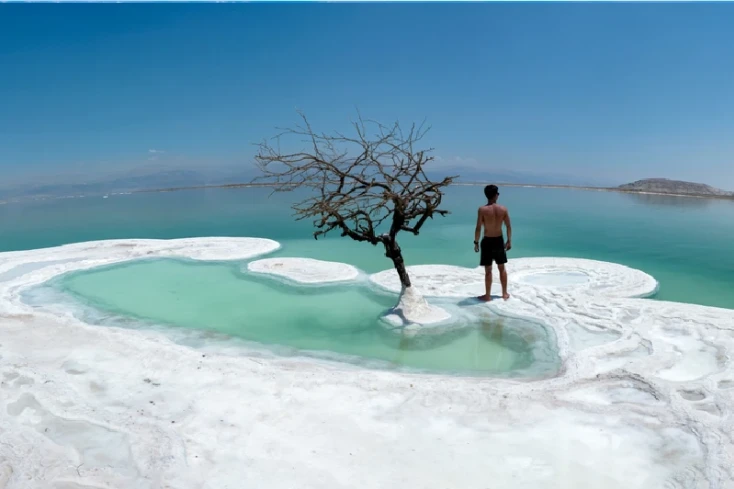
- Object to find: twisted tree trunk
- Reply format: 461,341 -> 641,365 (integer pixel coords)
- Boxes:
383,208 -> 412,288
384,238 -> 411,288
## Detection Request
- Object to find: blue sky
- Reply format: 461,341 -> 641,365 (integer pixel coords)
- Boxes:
1,3 -> 734,188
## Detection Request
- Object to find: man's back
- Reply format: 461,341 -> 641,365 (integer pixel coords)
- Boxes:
474,184 -> 512,301
478,203 -> 508,238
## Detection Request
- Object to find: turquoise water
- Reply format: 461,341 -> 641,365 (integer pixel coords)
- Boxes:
51,258 -> 557,376
3,186 -> 734,309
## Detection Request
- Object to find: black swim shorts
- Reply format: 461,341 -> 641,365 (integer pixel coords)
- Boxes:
480,236 -> 507,267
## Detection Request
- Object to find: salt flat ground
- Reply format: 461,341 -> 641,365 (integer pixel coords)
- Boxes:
1,237 -> 733,488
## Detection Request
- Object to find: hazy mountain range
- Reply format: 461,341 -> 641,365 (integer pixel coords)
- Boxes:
0,165 -> 616,201
3,168 -> 729,202
425,166 -> 613,187
7,166 -> 732,202
0,168 -> 254,201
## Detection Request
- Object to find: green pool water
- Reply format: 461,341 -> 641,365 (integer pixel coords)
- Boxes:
53,258 -> 558,376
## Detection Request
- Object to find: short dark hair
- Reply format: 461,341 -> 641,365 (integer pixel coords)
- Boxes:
484,184 -> 499,200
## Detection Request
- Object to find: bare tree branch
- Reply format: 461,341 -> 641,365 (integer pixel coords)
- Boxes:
253,111 -> 458,287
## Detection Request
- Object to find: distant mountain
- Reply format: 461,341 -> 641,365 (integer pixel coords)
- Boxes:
618,178 -> 734,197
0,167 -> 259,201
12,165 -> 695,202
1,163 -> 616,202
0,170 -> 207,200
426,166 -> 614,187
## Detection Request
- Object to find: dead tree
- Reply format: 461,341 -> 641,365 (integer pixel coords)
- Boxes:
253,112 -> 456,289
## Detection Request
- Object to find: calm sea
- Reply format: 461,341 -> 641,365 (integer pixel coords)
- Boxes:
2,186 -> 733,310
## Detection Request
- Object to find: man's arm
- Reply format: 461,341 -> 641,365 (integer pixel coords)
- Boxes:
474,208 -> 483,251
504,209 -> 512,250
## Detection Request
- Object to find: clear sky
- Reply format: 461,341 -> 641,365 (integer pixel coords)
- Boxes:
1,3 -> 733,188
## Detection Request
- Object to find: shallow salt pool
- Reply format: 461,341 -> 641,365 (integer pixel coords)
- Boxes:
34,258 -> 559,376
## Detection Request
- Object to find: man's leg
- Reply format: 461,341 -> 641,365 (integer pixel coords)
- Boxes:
482,266 -> 493,301
477,238 -> 492,301
498,263 -> 510,300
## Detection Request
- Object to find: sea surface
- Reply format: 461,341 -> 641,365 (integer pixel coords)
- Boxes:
3,185 -> 734,310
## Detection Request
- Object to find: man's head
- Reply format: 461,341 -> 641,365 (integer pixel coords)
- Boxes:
484,184 -> 499,203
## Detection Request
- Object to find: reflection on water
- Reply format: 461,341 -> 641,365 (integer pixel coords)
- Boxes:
481,317 -> 504,343
623,192 -> 713,209
386,315 -> 544,374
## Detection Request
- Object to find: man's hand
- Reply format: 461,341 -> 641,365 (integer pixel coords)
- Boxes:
474,242 -> 479,253
505,240 -> 512,251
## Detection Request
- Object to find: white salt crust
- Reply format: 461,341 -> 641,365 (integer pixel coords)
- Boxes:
369,257 -> 660,299
382,285 -> 453,327
247,257 -> 361,284
0,238 -> 732,488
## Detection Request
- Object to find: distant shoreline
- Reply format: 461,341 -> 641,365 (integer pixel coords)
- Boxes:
3,181 -> 733,205
131,181 -> 734,201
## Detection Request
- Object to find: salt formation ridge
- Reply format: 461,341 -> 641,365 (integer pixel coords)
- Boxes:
246,257 -> 361,284
0,237 -> 732,489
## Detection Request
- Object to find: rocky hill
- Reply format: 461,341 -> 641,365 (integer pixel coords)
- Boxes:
618,178 -> 733,197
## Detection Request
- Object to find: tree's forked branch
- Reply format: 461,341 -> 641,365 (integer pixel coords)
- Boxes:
253,112 -> 457,244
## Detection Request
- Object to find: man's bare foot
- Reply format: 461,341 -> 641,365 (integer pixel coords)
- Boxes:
477,294 -> 492,302
502,293 -> 510,300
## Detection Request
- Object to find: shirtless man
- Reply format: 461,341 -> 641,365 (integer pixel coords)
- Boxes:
474,184 -> 512,301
